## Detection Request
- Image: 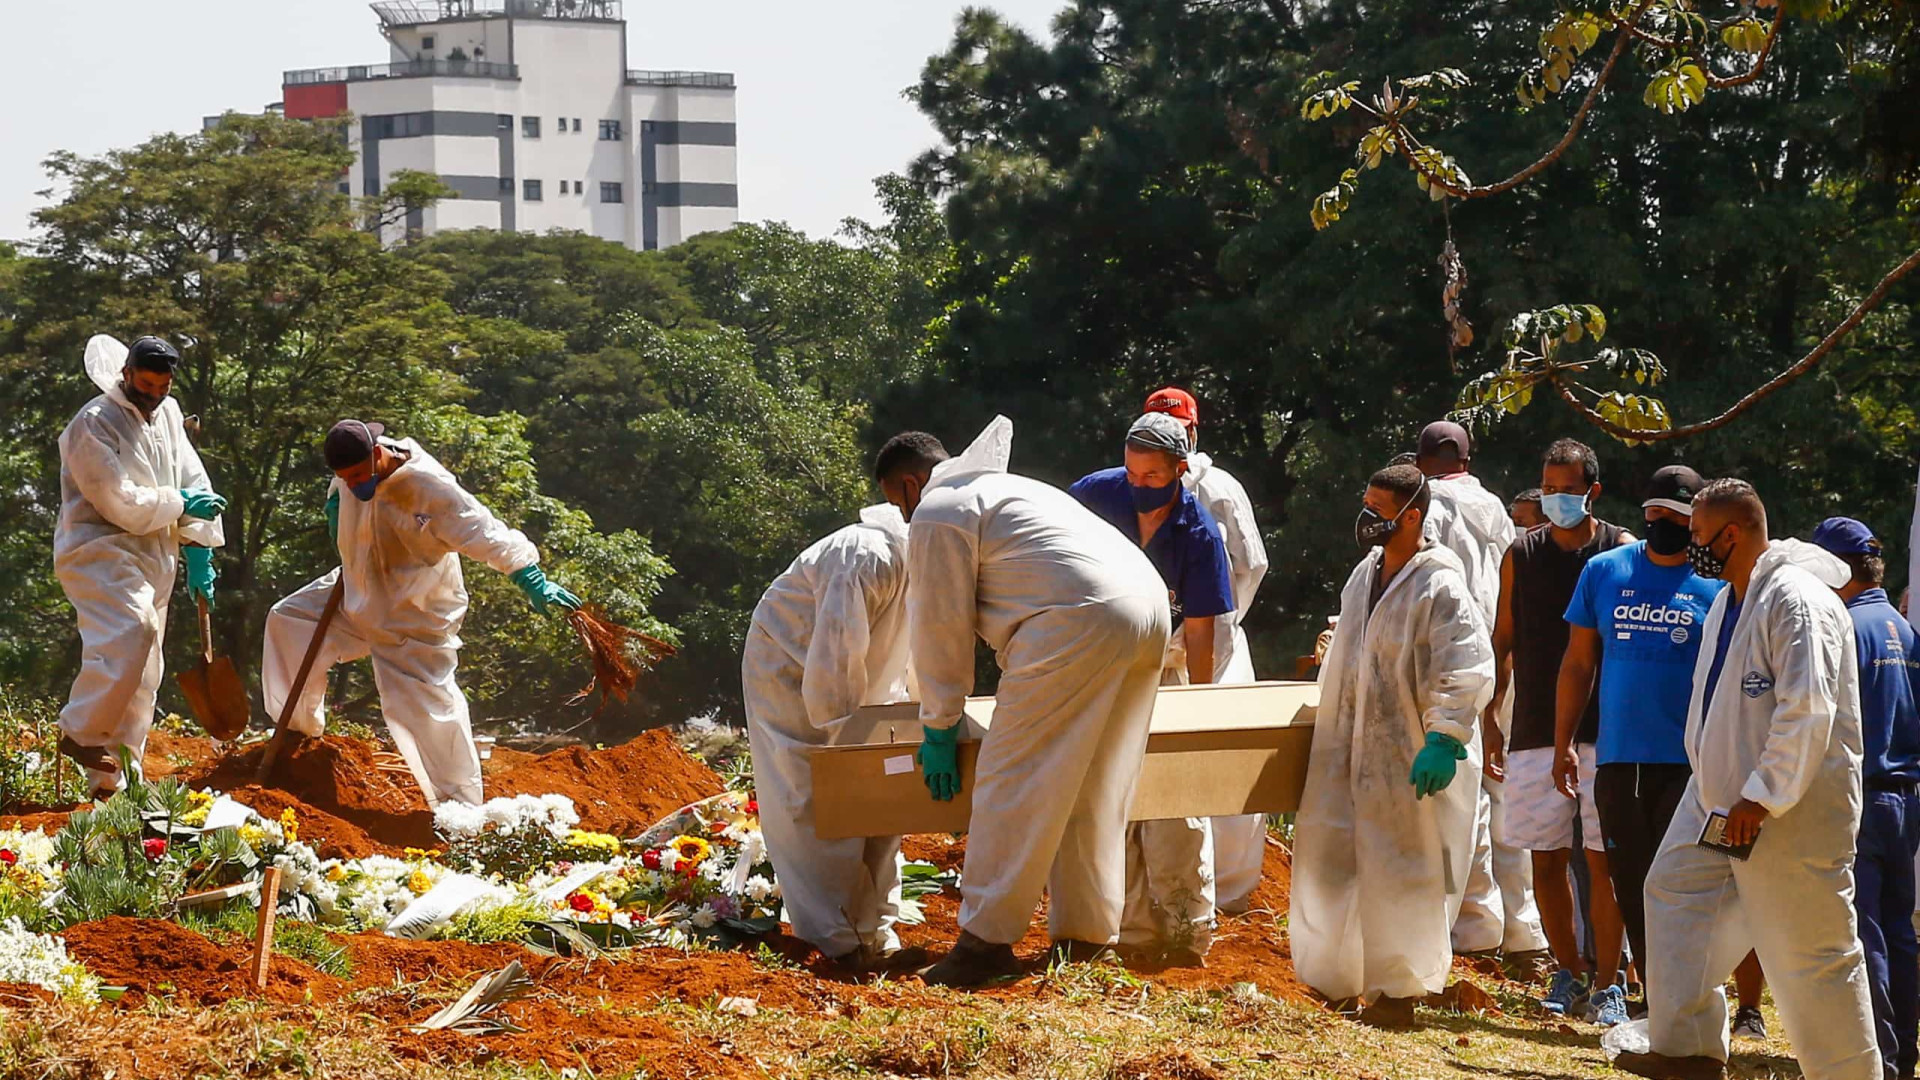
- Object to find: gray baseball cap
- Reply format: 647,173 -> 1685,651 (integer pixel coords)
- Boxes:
1126,412 -> 1190,460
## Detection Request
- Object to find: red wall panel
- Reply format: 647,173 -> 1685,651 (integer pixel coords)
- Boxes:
283,83 -> 349,120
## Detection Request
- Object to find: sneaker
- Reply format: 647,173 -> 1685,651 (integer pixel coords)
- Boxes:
1586,983 -> 1629,1026
1541,968 -> 1591,1015
1731,1005 -> 1767,1040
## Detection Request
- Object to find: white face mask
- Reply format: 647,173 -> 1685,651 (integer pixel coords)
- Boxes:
1540,491 -> 1590,529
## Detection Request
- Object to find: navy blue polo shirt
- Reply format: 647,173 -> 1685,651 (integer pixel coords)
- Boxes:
1845,588 -> 1920,784
1069,467 -> 1234,629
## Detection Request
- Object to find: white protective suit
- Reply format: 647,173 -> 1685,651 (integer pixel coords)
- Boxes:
1185,453 -> 1273,911
908,418 -> 1172,946
1645,539 -> 1880,1079
743,504 -> 914,958
1426,473 -> 1547,955
1291,542 -> 1493,1001
56,335 -> 226,793
262,438 -> 537,807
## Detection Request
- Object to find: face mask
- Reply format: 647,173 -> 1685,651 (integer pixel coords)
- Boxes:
1688,525 -> 1733,579
1354,507 -> 1399,549
349,475 -> 382,502
1129,478 -> 1180,513
1644,517 -> 1691,557
1540,491 -> 1590,530
121,376 -> 167,415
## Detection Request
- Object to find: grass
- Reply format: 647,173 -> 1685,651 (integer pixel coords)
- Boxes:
0,955 -> 1812,1080
176,900 -> 355,979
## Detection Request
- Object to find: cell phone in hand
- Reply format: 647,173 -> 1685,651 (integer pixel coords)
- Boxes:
1698,810 -> 1758,861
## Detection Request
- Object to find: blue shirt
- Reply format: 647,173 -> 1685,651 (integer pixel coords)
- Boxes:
1069,467 -> 1234,629
1704,596 -> 1742,716
1565,542 -> 1726,765
1844,588 -> 1920,783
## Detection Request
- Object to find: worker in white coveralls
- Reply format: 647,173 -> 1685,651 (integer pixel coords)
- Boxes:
877,417 -> 1171,987
743,496 -> 924,972
55,335 -> 227,797
1414,421 -> 1549,966
1291,462 -> 1493,1030
1141,387 -> 1272,915
1618,479 -> 1880,1080
1070,412 -> 1235,966
262,420 -> 583,807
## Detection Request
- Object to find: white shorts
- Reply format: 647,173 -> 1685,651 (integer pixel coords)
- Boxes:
1500,745 -> 1603,853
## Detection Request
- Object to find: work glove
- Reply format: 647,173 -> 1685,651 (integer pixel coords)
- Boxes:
179,488 -> 227,521
1409,731 -> 1467,799
324,489 -> 340,544
917,724 -> 961,802
183,545 -> 217,604
509,564 -> 583,614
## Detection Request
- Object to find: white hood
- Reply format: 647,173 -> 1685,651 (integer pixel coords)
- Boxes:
857,501 -> 909,544
1183,451 -> 1214,490
1756,537 -> 1852,592
84,334 -> 128,395
929,415 -> 1012,486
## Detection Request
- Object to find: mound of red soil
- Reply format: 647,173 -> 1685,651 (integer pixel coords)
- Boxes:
62,916 -> 343,1005
486,729 -> 725,837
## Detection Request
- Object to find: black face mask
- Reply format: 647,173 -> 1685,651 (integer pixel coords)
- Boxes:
1688,525 -> 1733,579
1644,517 -> 1692,557
1355,475 -> 1426,550
121,374 -> 167,416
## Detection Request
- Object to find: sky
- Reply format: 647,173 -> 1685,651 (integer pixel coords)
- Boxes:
0,0 -> 1064,245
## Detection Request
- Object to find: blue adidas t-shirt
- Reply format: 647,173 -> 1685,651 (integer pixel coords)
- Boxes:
1565,541 -> 1726,765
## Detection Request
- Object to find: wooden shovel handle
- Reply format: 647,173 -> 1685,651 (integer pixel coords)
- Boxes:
255,576 -> 345,783
197,594 -> 215,665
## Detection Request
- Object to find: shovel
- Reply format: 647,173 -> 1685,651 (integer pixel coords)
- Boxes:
255,575 -> 344,784
176,595 -> 251,741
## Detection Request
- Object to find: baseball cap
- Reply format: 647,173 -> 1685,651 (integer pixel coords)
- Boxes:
1811,517 -> 1881,557
1417,420 -> 1470,460
1143,387 -> 1198,426
127,336 -> 182,374
1642,465 -> 1706,515
323,419 -> 387,470
1126,412 -> 1190,459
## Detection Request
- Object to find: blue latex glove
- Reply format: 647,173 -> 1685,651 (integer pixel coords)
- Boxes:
918,724 -> 962,801
1409,731 -> 1467,799
324,489 -> 340,544
509,564 -> 582,614
183,545 -> 216,604
179,488 -> 227,521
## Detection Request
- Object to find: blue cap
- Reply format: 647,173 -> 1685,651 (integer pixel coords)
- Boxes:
1811,517 -> 1880,557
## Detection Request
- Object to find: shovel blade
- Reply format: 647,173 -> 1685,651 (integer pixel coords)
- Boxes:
176,657 -> 251,741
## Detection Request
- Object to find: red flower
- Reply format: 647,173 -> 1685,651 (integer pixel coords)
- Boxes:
674,859 -> 693,876
567,892 -> 595,913
641,849 -> 662,870
0,849 -> 16,867
142,838 -> 168,860
744,800 -> 758,816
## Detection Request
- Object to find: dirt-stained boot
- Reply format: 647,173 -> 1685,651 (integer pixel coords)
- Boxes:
920,931 -> 1020,988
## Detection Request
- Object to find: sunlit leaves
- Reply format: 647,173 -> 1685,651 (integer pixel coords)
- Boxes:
1720,15 -> 1772,53
1466,303 -> 1673,444
1506,304 -> 1607,348
1400,68 -> 1471,91
1644,58 -> 1708,113
1519,11 -> 1605,104
1594,391 -> 1672,443
1596,347 -> 1667,385
1356,126 -> 1397,170
1300,81 -> 1361,121
1311,168 -> 1361,230
1409,146 -> 1470,199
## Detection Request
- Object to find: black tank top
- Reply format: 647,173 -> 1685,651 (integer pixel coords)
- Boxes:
1507,520 -> 1624,751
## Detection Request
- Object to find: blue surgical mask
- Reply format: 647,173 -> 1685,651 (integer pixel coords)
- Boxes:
349,475 -> 382,502
1540,491 -> 1590,529
1130,479 -> 1180,513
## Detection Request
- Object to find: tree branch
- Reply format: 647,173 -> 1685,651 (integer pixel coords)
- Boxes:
1708,7 -> 1785,90
1554,244 -> 1920,441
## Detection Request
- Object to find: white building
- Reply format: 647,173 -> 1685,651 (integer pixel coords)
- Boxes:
281,0 -> 737,250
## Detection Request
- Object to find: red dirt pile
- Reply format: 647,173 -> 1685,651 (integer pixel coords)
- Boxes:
62,916 -> 343,1005
486,729 -> 725,837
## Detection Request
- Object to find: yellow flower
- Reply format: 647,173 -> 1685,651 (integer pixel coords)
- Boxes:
564,830 -> 622,857
669,835 -> 713,865
402,847 -> 440,863
325,865 -> 347,883
406,868 -> 434,896
279,808 -> 299,845
239,824 -> 266,848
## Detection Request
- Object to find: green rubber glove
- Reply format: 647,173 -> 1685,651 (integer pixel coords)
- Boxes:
917,724 -> 961,802
179,488 -> 227,521
1409,731 -> 1467,799
509,564 -> 582,614
182,545 -> 216,604
324,489 -> 340,544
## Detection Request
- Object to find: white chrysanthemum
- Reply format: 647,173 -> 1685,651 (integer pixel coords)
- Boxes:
744,875 -> 775,902
432,802 -> 487,838
0,918 -> 101,1003
689,907 -> 718,929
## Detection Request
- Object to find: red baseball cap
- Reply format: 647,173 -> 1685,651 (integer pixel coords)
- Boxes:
1143,386 -> 1198,426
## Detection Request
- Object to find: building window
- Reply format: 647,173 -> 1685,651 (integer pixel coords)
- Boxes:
598,120 -> 622,141
577,180 -> 585,194
338,181 -> 351,195
522,116 -> 540,138
600,182 -> 623,204
572,118 -> 583,132
421,35 -> 435,50
524,179 -> 543,202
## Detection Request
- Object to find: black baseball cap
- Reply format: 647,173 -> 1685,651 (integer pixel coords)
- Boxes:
1417,420 -> 1471,460
323,419 -> 387,470
127,336 -> 182,374
1642,465 -> 1706,515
